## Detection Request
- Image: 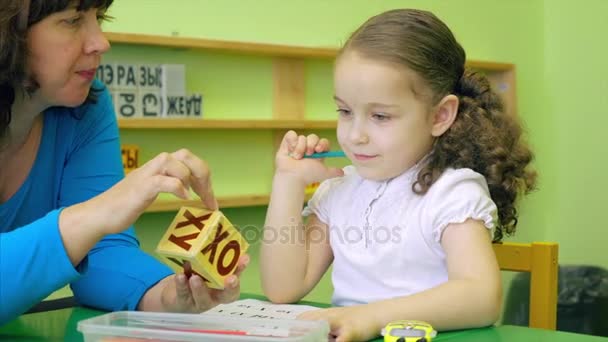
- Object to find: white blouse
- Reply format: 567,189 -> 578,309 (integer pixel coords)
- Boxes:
302,165 -> 497,307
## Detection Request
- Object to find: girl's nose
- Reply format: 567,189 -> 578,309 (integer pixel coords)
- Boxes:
348,120 -> 370,145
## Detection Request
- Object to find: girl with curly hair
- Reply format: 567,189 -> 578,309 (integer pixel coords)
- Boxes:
261,8 -> 536,341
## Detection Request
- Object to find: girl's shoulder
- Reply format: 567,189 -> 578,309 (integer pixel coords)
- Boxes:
321,165 -> 361,189
312,165 -> 361,200
427,167 -> 491,198
422,168 -> 497,242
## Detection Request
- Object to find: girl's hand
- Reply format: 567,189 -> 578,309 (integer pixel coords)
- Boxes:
95,149 -> 217,235
275,130 -> 344,186
156,254 -> 249,313
298,305 -> 381,342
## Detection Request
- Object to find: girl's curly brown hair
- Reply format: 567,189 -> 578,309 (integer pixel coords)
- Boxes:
0,0 -> 113,141
342,9 -> 537,242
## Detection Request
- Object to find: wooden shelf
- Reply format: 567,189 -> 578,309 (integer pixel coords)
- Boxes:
465,60 -> 514,71
118,119 -> 337,130
146,193 -> 313,212
105,32 -> 337,58
104,32 -> 515,71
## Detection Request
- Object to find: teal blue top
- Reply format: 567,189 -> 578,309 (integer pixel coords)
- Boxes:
0,80 -> 172,325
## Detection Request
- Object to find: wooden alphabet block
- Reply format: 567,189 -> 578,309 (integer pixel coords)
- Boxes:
115,89 -> 140,118
114,63 -> 139,90
138,64 -> 163,89
160,64 -> 186,96
139,89 -> 163,118
156,206 -> 249,289
96,63 -> 116,90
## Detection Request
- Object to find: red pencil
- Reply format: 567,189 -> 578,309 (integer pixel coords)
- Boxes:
176,328 -> 248,335
156,326 -> 248,336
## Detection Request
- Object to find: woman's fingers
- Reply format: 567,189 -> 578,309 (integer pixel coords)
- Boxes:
212,273 -> 241,304
138,150 -> 217,210
195,176 -> 218,210
151,175 -> 190,199
139,152 -> 191,189
233,254 -> 250,277
171,149 -> 217,210
167,255 -> 249,312
171,149 -> 208,180
213,254 -> 248,304
162,158 -> 192,190
189,275 -> 215,311
173,273 -> 193,311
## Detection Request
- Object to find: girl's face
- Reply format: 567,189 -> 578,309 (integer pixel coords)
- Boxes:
334,51 -> 436,181
26,5 -> 110,108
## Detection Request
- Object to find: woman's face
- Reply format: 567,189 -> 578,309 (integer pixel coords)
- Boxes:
26,5 -> 110,107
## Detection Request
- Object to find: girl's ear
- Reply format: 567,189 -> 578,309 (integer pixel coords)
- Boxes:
431,94 -> 459,137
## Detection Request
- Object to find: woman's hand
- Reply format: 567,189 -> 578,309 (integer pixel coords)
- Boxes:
298,305 -> 381,342
140,254 -> 250,313
97,149 -> 218,235
275,130 -> 344,186
59,149 -> 218,266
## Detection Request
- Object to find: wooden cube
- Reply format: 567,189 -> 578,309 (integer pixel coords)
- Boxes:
115,89 -> 140,118
156,206 -> 249,289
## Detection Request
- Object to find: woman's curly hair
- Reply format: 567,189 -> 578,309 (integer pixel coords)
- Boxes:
342,9 -> 537,242
0,0 -> 113,141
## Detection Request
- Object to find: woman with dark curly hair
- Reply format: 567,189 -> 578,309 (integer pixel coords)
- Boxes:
0,0 -> 247,324
261,8 -> 537,341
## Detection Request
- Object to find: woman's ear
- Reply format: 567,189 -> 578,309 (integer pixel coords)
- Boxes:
431,94 -> 459,137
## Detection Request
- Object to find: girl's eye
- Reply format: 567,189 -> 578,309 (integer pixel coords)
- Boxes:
372,113 -> 390,121
336,108 -> 352,116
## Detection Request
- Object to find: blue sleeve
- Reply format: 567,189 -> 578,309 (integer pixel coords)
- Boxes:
57,83 -> 172,311
0,210 -> 82,324
0,84 -> 172,324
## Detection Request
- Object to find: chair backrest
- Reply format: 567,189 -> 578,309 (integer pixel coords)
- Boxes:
493,242 -> 559,330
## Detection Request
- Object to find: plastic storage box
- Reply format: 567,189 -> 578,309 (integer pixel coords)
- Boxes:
77,311 -> 330,341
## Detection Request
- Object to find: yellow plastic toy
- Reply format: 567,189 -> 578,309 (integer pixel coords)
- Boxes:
381,320 -> 437,342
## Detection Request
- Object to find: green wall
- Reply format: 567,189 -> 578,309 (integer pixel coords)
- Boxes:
98,0 -> 608,305
103,1 -> 547,304
542,0 -> 608,266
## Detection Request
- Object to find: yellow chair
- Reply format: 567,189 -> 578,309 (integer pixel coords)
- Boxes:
493,242 -> 559,330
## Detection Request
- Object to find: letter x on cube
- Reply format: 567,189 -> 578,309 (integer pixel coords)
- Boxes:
156,206 -> 249,289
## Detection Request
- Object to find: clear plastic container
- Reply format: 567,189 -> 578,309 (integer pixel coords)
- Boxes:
77,311 -> 330,342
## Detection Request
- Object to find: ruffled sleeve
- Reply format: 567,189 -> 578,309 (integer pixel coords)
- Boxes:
424,168 -> 497,243
302,166 -> 353,225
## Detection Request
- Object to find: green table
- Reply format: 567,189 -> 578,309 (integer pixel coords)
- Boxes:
1,297 -> 606,341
